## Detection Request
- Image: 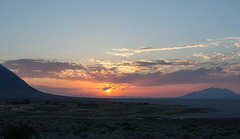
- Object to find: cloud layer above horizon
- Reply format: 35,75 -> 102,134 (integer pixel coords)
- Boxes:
1,37 -> 240,97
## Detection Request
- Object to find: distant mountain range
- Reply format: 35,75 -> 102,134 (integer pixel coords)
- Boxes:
182,87 -> 240,99
0,64 -> 61,99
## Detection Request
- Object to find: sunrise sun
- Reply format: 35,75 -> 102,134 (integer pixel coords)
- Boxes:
105,88 -> 112,93
104,85 -> 115,94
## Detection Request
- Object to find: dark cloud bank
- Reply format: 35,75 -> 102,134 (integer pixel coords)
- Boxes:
2,59 -> 240,86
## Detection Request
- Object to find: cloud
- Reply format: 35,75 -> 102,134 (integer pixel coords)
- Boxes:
193,53 -> 227,61
91,59 -> 196,75
107,37 -> 240,57
133,60 -> 195,67
206,37 -> 240,45
106,51 -> 135,57
235,42 -> 240,47
193,53 -> 211,60
223,62 -> 240,76
111,67 -> 240,86
232,52 -> 240,56
115,44 -> 206,53
1,59 -> 121,83
0,58 -> 191,85
206,37 -> 240,48
3,58 -> 84,71
2,59 -> 88,79
2,56 -> 240,88
207,37 -> 240,41
107,44 -> 207,57
102,85 -> 116,91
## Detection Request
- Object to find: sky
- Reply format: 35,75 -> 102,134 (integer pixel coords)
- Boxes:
1,0 -> 240,97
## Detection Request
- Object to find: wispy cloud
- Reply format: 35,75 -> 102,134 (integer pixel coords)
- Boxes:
207,37 -> 240,41
107,37 -> 240,57
107,44 -> 207,57
106,51 -> 135,57
206,37 -> 240,48
132,59 -> 195,67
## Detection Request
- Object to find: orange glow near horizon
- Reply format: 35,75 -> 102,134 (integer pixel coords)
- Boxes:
22,77 -> 240,98
23,78 -> 128,97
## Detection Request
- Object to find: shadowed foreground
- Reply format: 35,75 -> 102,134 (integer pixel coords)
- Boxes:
0,99 -> 240,139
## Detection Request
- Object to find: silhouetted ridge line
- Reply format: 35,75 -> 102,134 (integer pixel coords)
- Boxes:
182,87 -> 240,99
0,64 -> 61,99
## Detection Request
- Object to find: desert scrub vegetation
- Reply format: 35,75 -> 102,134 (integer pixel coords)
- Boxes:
0,123 -> 39,139
0,99 -> 239,138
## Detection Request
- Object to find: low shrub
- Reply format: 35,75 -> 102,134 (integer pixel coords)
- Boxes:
0,123 -> 39,139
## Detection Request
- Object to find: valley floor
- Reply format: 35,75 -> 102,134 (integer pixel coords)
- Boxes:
0,99 -> 239,139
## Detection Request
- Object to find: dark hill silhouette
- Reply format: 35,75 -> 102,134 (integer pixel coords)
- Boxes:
0,64 -> 62,99
182,87 -> 240,99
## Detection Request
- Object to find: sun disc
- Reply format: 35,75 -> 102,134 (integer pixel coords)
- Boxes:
105,88 -> 112,93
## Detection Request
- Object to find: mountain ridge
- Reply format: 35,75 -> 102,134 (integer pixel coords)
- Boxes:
182,87 -> 240,99
0,64 -> 62,99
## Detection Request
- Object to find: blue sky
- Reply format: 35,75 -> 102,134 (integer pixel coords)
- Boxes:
1,0 -> 240,61
1,0 -> 240,97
